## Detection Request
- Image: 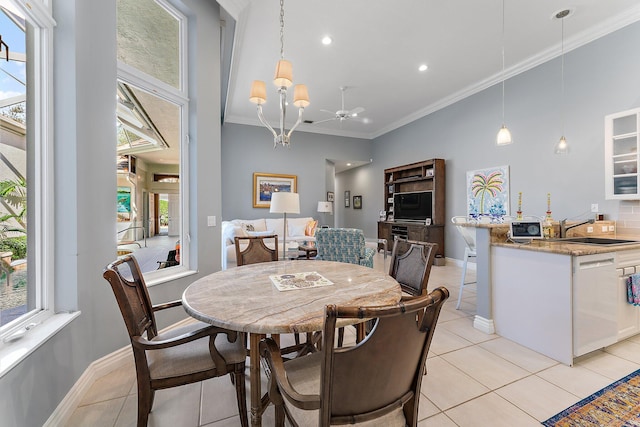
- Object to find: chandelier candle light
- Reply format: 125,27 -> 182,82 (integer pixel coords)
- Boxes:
249,0 -> 310,148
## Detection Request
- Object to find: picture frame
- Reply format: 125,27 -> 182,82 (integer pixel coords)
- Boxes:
253,172 -> 297,208
344,190 -> 350,208
327,191 -> 335,202
353,195 -> 362,209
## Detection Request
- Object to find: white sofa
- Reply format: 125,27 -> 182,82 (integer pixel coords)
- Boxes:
221,217 -> 317,269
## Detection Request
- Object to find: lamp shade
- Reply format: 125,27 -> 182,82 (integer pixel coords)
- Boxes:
249,80 -> 267,105
317,201 -> 333,214
293,84 -> 310,108
273,59 -> 293,88
270,192 -> 300,214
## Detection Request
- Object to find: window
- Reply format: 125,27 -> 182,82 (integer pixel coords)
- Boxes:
116,0 -> 189,279
0,0 -> 56,338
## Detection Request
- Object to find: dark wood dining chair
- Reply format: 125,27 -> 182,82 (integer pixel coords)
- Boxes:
389,237 -> 438,297
260,287 -> 449,427
103,255 -> 248,427
234,234 -> 278,266
347,237 -> 438,345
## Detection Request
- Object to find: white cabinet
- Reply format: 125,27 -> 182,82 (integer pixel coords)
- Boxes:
616,250 -> 640,340
605,108 -> 640,199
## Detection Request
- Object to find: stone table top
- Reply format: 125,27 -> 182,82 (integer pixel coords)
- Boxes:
182,260 -> 402,334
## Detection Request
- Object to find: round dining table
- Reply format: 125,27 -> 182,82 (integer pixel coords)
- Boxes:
182,260 -> 401,427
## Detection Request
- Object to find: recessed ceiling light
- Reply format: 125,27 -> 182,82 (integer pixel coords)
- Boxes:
418,64 -> 428,72
346,163 -> 352,166
321,36 -> 332,45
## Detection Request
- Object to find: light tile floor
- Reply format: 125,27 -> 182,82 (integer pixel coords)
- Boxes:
65,254 -> 640,426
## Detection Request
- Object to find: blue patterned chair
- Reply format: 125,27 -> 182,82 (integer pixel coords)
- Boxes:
315,228 -> 375,268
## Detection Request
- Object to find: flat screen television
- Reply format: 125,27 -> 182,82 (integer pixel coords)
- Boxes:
393,191 -> 433,222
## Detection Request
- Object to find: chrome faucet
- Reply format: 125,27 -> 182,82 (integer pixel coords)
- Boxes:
559,218 -> 595,238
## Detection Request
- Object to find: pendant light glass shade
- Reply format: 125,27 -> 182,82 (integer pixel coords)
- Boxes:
554,136 -> 569,155
496,125 -> 513,145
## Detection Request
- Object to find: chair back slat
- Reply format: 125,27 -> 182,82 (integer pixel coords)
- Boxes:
235,235 -> 278,266
103,255 -> 158,340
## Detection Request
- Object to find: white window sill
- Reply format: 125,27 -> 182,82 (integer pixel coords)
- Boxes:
0,311 -> 80,378
145,267 -> 198,287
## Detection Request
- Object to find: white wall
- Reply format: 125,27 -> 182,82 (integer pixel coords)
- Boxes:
368,21 -> 640,262
221,123 -> 371,220
0,1 -> 224,425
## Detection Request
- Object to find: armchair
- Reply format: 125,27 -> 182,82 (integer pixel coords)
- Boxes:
103,255 -> 248,427
314,228 -> 375,268
260,287 -> 450,426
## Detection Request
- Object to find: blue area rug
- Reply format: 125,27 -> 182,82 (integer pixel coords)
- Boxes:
543,369 -> 640,426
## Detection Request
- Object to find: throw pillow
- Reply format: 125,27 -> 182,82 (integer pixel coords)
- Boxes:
305,220 -> 318,237
244,223 -> 255,232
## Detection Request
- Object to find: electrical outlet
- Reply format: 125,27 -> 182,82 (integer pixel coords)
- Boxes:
602,226 -> 608,232
587,226 -> 594,233
609,225 -> 615,232
591,203 -> 599,213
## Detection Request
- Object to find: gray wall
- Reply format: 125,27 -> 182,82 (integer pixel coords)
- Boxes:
367,21 -> 640,262
0,1 -> 224,425
221,123 -> 371,220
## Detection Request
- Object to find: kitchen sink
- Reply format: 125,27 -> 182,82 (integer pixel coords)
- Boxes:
551,237 -> 640,245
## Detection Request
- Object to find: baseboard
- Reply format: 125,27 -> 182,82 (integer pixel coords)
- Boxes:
44,317 -> 194,426
448,257 -> 477,270
473,315 -> 495,334
44,345 -> 132,427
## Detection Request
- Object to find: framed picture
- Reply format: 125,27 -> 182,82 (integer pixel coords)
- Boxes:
353,195 -> 362,209
253,172 -> 297,208
344,190 -> 350,208
466,165 -> 510,221
327,191 -> 335,202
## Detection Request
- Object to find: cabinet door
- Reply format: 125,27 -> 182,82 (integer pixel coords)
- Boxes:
407,225 -> 424,241
618,273 -> 640,340
605,108 -> 640,199
377,222 -> 392,252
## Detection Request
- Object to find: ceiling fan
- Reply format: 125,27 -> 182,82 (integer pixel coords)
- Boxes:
314,86 -> 366,124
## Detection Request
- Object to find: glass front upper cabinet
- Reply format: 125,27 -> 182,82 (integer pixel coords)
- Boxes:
605,108 -> 640,199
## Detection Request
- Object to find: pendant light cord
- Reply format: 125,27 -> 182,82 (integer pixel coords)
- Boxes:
560,16 -> 565,136
501,0 -> 506,123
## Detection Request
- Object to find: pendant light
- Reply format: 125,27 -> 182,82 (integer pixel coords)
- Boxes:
496,0 -> 512,146
554,9 -> 571,155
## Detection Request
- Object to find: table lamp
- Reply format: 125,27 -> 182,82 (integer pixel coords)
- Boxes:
270,192 -> 300,259
317,201 -> 333,227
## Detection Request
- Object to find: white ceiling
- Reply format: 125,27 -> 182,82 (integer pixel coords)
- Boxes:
220,0 -> 640,142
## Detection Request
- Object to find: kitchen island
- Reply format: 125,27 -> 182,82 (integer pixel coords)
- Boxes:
491,235 -> 640,365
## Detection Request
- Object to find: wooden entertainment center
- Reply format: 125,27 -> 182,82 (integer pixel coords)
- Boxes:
378,159 -> 445,257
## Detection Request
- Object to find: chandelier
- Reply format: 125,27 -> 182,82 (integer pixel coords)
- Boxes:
249,0 -> 310,148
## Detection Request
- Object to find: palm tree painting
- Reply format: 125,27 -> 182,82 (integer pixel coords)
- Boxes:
466,166 -> 510,220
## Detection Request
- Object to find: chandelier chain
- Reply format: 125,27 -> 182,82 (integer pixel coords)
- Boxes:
279,0 -> 285,59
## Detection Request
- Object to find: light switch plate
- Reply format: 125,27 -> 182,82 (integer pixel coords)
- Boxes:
207,216 -> 216,227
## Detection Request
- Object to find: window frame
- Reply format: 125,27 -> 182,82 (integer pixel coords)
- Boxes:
0,0 -> 74,376
116,0 -> 191,285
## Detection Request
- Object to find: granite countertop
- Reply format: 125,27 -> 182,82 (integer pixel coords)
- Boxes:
492,239 -> 640,256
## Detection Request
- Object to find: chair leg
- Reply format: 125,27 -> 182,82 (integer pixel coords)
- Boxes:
456,253 -> 469,310
233,365 -> 249,427
137,384 -> 153,427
